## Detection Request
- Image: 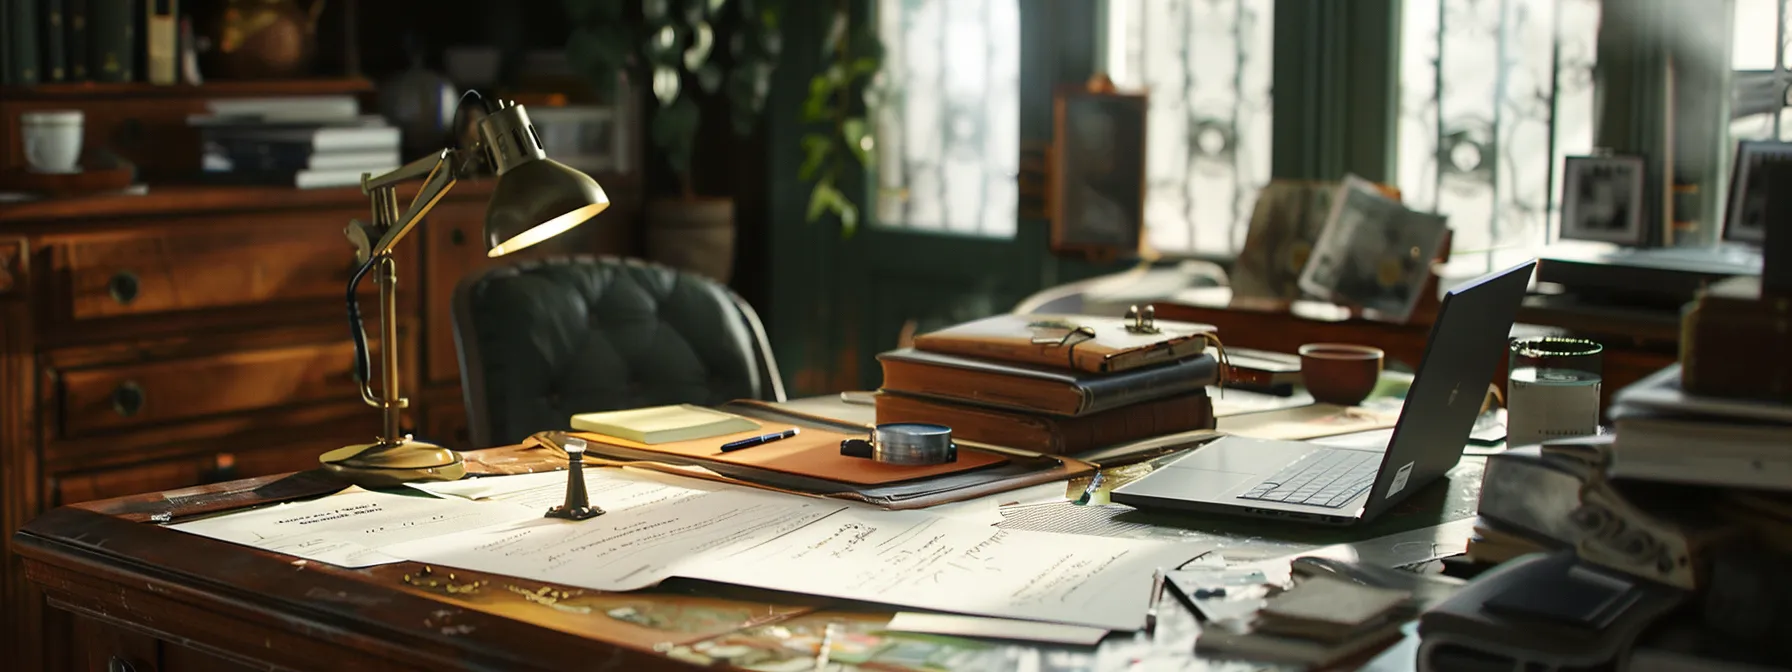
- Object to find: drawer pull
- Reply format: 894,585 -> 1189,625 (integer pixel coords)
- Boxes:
111,381 -> 145,417
107,656 -> 137,672
450,228 -> 467,246
108,270 -> 140,305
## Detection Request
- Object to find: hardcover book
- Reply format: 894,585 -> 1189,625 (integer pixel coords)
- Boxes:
911,312 -> 1217,374
877,347 -> 1217,417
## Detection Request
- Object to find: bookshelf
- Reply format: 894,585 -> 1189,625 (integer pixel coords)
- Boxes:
0,77 -> 377,181
0,77 -> 375,101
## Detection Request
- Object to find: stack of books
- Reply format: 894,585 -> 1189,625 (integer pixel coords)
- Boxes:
1605,363 -> 1792,491
1197,574 -> 1416,667
189,95 -> 402,189
874,312 -> 1221,455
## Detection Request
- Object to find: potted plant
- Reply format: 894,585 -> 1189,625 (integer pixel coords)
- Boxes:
563,0 -> 784,282
797,0 -> 883,238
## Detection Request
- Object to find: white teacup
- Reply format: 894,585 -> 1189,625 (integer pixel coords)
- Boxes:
22,110 -> 84,174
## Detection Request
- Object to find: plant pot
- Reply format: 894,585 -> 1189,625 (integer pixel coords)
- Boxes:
645,197 -> 736,284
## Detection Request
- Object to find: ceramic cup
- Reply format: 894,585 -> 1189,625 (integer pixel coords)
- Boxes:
1298,343 -> 1385,406
22,110 -> 84,174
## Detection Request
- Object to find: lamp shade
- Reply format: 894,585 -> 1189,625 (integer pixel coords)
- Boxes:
484,158 -> 611,257
476,101 -> 611,257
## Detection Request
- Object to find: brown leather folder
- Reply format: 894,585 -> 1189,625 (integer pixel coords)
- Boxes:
911,312 -> 1218,373
878,347 -> 1219,416
518,400 -> 1095,510
874,389 -> 1215,455
564,423 -> 1006,486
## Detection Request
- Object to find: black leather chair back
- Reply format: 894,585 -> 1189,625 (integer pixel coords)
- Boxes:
453,255 -> 785,448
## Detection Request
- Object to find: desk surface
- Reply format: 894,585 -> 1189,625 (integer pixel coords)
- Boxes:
16,446 -> 1480,671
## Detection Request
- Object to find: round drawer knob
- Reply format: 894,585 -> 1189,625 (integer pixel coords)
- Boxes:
111,381 -> 145,417
108,270 -> 140,305
107,656 -> 137,672
450,228 -> 467,246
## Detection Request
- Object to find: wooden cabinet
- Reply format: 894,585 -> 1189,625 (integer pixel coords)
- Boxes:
0,180 -> 642,672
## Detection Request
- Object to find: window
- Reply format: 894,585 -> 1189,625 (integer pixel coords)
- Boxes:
1730,0 -> 1791,142
873,0 -> 1022,237
1397,0 -> 1601,272
1104,0 -> 1274,256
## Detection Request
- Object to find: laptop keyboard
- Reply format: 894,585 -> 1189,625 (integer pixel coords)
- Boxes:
1237,450 -> 1379,509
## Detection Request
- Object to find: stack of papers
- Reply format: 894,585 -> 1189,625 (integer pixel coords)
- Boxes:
169,468 -> 1210,632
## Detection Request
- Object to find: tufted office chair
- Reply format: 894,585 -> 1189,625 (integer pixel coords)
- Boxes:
452,255 -> 786,448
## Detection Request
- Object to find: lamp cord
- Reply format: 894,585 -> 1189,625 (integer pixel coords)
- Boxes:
344,88 -> 489,392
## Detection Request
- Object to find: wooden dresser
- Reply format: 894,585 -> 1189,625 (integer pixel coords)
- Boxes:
0,81 -> 643,671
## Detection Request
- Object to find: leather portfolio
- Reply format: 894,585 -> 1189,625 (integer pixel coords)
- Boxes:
519,400 -> 1095,510
874,389 -> 1215,455
1680,276 -> 1792,400
911,312 -> 1218,373
877,347 -> 1219,416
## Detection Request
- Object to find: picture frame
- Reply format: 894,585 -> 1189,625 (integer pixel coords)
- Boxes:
1559,155 -> 1647,245
1050,84 -> 1148,259
1723,139 -> 1792,244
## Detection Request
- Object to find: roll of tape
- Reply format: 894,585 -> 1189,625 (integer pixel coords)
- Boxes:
840,423 -> 958,465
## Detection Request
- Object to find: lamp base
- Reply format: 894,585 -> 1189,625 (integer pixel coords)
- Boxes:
319,438 -> 466,488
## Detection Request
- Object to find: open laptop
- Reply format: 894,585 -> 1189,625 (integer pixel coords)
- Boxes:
1111,260 -> 1538,526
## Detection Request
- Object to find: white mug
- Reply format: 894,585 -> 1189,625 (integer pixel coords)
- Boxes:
22,110 -> 84,174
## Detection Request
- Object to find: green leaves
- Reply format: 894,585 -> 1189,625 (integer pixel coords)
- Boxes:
841,117 -> 872,165
805,178 -> 859,236
799,134 -> 833,181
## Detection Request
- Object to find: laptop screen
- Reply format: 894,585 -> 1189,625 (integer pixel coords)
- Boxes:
1360,260 -> 1538,518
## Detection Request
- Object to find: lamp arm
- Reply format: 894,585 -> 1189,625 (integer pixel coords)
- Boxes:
365,149 -> 462,258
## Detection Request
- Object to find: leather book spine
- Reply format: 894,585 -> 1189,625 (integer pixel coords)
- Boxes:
88,0 -> 129,82
880,351 -> 1218,417
145,0 -> 174,84
1681,294 -> 1792,400
64,0 -> 84,79
41,0 -> 64,81
1074,353 -> 1217,414
8,0 -> 40,84
875,390 -> 1214,455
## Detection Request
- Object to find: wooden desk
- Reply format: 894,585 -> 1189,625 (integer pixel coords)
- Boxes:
14,453 -> 1454,671
1156,293 -> 1679,409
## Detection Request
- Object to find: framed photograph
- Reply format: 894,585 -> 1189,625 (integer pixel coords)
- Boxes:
1297,176 -> 1449,324
1723,140 -> 1792,244
1050,86 -> 1148,259
1560,155 -> 1647,245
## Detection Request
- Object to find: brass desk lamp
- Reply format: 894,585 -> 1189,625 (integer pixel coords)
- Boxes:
319,95 -> 610,488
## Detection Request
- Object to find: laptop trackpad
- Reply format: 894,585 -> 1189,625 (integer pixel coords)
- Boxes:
1119,467 -> 1255,500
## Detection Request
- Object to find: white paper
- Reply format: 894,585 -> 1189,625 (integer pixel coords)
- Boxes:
169,488 -> 540,568
884,612 -> 1109,645
411,468 -> 720,512
381,493 -> 1208,631
691,508 -> 1206,631
381,486 -> 847,591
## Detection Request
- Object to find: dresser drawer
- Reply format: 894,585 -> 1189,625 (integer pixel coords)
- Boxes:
57,340 -> 361,438
52,444 -> 325,505
52,213 -> 415,321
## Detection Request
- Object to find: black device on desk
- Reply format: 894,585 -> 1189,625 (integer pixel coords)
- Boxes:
1112,260 -> 1535,525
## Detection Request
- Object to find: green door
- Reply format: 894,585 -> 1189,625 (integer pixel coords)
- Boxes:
768,0 -> 1113,395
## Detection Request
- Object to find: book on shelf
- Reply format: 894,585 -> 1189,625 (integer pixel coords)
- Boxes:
202,147 -> 403,174
6,0 -> 38,84
876,347 -> 1219,417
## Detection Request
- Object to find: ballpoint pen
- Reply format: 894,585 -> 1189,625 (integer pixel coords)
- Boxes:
1145,567 -> 1166,634
719,428 -> 801,453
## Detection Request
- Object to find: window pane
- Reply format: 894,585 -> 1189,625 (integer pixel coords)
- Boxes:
1398,0 -> 1600,273
1105,0 -> 1274,256
1729,0 -> 1787,143
873,0 -> 1021,237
